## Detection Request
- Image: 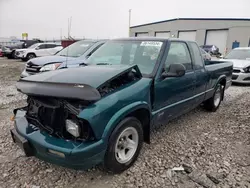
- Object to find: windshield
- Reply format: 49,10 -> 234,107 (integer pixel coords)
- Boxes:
56,40 -> 94,58
86,40 -> 163,75
28,43 -> 40,49
224,49 -> 250,60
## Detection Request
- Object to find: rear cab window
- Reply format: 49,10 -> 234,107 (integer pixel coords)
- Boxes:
189,42 -> 205,69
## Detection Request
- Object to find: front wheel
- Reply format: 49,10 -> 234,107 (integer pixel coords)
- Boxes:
26,53 -> 36,60
104,117 -> 143,173
203,84 -> 223,112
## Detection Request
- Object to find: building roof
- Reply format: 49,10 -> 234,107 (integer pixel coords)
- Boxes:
130,18 -> 250,28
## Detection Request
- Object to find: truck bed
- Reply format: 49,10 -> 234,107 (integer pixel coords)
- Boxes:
205,60 -> 233,92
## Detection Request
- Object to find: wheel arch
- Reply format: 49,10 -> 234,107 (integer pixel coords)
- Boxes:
26,52 -> 36,58
101,102 -> 152,144
215,75 -> 227,100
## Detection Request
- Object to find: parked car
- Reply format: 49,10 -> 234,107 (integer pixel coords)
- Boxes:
20,39 -> 106,78
2,40 -> 43,59
200,48 -> 212,60
11,38 -> 233,173
221,47 -> 250,84
16,43 -> 63,61
200,45 -> 221,56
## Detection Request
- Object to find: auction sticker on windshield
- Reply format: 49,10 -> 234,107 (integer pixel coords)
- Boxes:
140,41 -> 163,47
80,44 -> 90,47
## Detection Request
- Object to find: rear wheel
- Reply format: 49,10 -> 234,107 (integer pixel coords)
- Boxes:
104,117 -> 143,173
203,84 -> 223,112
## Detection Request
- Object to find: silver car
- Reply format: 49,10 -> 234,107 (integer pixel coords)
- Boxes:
222,47 -> 250,84
200,48 -> 212,60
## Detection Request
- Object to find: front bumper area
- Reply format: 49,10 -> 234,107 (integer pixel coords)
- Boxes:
20,69 -> 32,78
15,52 -> 25,59
11,110 -> 106,170
232,73 -> 250,84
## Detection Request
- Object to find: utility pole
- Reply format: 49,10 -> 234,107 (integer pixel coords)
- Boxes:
128,9 -> 132,37
60,28 -> 62,40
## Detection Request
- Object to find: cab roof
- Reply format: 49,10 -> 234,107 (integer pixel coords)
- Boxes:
111,37 -> 195,43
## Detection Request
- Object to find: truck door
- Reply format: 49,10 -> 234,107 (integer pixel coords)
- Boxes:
153,41 -> 196,124
189,42 -> 209,105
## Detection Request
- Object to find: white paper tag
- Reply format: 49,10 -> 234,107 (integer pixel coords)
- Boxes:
140,41 -> 163,47
80,44 -> 89,47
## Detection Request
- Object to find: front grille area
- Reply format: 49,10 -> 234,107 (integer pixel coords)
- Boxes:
26,97 -> 65,135
233,69 -> 241,73
232,75 -> 239,80
26,61 -> 42,74
25,97 -> 94,141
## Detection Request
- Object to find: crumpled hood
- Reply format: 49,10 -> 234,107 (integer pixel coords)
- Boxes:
16,65 -> 141,101
28,56 -> 76,66
21,65 -> 137,88
223,59 -> 250,68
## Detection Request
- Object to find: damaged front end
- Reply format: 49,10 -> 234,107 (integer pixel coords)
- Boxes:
20,96 -> 95,141
13,65 -> 142,142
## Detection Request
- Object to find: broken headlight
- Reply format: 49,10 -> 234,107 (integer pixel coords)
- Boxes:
66,119 -> 80,137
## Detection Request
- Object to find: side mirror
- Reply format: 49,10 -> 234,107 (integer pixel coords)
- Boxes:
162,63 -> 186,78
35,47 -> 39,50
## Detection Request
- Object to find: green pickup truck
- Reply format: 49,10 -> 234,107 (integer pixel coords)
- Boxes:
11,37 -> 233,173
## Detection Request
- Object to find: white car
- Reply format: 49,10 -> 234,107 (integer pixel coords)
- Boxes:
15,43 -> 63,61
221,47 -> 250,84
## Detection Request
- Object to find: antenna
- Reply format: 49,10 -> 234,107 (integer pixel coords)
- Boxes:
65,16 -> 72,68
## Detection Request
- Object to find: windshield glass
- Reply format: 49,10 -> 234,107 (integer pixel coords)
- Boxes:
28,43 -> 40,49
56,40 -> 94,57
224,49 -> 250,60
86,40 -> 163,75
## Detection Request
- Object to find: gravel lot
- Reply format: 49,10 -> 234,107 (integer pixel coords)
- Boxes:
0,57 -> 249,188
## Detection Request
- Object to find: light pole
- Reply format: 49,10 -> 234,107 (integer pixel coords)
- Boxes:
128,9 -> 132,37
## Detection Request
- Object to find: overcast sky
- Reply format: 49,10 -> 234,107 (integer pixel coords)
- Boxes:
0,0 -> 249,40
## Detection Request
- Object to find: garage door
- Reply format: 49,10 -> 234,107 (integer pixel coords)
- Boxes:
155,32 -> 170,38
178,31 -> 196,41
136,32 -> 149,37
205,30 -> 228,54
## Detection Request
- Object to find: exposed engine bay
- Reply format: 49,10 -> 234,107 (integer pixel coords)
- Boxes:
24,96 -> 94,141
97,68 -> 141,96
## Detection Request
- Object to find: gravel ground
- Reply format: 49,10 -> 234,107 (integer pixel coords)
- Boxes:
0,57 -> 249,188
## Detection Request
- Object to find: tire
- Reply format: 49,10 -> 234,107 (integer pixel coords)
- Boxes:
104,117 -> 143,173
11,50 -> 16,59
26,53 -> 36,60
203,84 -> 223,112
7,55 -> 12,59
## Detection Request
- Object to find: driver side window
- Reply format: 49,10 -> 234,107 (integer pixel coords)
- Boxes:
165,42 -> 192,71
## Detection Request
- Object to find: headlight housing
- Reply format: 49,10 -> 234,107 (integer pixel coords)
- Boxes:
243,66 -> 250,73
40,63 -> 62,72
66,119 -> 80,137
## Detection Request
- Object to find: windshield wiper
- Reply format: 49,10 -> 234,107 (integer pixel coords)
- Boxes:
79,62 -> 88,66
96,63 -> 112,65
59,55 -> 67,57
